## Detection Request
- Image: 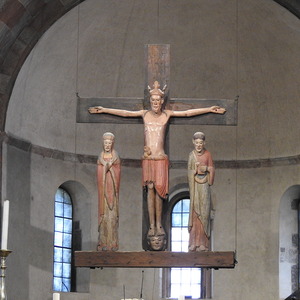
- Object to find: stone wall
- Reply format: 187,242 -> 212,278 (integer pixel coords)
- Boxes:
2,0 -> 300,299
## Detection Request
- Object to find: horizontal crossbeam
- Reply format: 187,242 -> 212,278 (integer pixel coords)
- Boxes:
76,97 -> 238,125
74,251 -> 236,269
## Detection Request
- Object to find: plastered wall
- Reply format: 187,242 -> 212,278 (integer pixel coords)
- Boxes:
2,0 -> 300,299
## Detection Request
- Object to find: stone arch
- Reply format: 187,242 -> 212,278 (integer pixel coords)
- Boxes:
0,0 -> 86,130
58,180 -> 91,292
279,185 -> 300,298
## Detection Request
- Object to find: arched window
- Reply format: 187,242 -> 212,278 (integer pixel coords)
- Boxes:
162,185 -> 212,299
53,187 -> 73,292
279,185 -> 300,299
170,198 -> 202,298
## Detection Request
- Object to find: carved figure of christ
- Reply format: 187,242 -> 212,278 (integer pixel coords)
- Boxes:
89,96 -> 225,154
88,83 -> 225,241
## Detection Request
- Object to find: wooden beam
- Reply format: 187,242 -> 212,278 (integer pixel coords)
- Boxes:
145,44 -> 170,88
74,251 -> 236,269
76,97 -> 237,125
144,44 -> 170,108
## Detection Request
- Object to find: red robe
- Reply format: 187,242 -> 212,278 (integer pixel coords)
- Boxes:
188,149 -> 214,251
97,150 -> 121,251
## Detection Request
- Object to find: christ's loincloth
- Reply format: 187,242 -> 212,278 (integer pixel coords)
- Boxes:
142,158 -> 169,199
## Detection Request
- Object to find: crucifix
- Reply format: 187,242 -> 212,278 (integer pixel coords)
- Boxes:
75,44 -> 237,268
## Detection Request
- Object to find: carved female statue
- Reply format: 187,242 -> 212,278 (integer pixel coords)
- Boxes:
97,132 -> 121,251
188,132 -> 215,252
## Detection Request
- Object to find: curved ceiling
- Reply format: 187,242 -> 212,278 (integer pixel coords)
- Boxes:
0,0 -> 298,132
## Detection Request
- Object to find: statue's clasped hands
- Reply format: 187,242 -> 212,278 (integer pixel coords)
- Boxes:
196,162 -> 207,174
105,162 -> 112,172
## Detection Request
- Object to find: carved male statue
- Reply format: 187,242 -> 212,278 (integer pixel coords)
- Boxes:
89,81 -> 225,250
188,132 -> 214,252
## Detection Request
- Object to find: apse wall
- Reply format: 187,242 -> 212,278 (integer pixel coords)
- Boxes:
5,0 -> 300,161
3,0 -> 300,300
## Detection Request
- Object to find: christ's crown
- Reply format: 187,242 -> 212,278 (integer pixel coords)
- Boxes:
148,81 -> 167,97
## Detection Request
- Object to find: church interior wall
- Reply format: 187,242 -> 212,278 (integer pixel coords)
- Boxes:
279,185 -> 300,298
1,0 -> 300,299
3,140 -> 300,299
5,0 -> 300,160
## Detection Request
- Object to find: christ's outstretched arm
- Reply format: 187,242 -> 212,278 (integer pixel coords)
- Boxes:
89,106 -> 144,117
170,105 -> 226,117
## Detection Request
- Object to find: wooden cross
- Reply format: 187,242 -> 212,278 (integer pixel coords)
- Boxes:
75,44 -> 237,269
76,44 -> 237,126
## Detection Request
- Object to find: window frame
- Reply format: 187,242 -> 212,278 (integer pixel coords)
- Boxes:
279,186 -> 300,298
53,187 -> 74,292
162,188 -> 211,299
